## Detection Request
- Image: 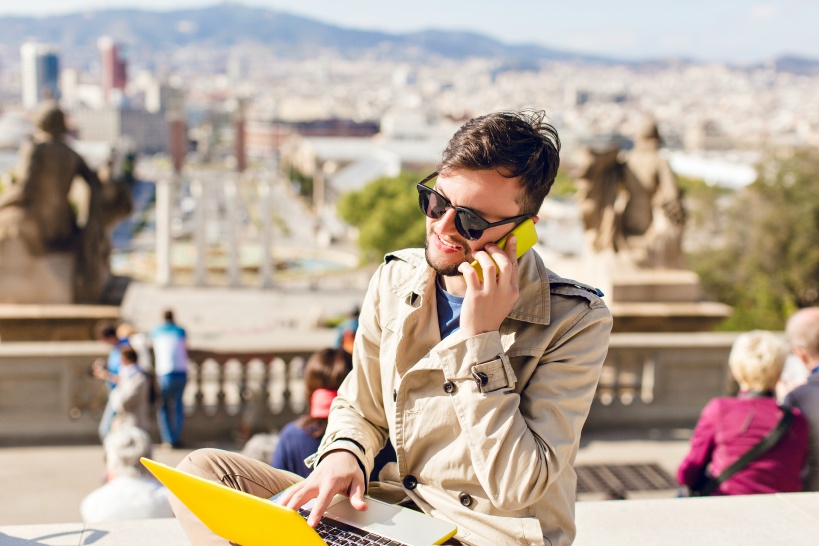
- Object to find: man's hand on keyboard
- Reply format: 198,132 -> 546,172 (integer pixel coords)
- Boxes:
278,450 -> 368,528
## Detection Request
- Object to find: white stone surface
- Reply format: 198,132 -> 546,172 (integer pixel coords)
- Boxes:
0,519 -> 189,546
575,492 -> 819,546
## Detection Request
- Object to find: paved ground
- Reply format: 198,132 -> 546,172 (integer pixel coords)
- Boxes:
0,426 -> 692,526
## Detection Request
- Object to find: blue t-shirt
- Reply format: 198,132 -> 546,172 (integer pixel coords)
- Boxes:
435,276 -> 464,339
151,322 -> 188,376
105,339 -> 129,390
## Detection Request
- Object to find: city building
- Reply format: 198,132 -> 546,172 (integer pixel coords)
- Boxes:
20,42 -> 60,109
98,37 -> 128,106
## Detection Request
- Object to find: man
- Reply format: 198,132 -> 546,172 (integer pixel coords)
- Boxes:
93,324 -> 128,441
80,426 -> 174,522
171,110 -> 612,546
94,347 -> 151,433
783,307 -> 819,491
151,309 -> 189,448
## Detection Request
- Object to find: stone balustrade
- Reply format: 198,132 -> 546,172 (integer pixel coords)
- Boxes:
0,332 -> 740,445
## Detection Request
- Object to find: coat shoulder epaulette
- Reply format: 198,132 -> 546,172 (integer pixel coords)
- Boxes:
548,273 -> 605,304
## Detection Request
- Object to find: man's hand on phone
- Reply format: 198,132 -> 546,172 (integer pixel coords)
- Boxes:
278,450 -> 367,528
458,234 -> 520,336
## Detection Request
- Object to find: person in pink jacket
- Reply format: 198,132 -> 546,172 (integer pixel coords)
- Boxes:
677,330 -> 809,495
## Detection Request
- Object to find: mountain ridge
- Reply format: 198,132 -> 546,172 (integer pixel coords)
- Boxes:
1,4 -> 816,72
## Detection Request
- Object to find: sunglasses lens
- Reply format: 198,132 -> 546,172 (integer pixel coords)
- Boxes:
455,211 -> 485,240
419,186 -> 446,219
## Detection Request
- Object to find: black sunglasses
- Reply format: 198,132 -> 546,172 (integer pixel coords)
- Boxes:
416,172 -> 530,241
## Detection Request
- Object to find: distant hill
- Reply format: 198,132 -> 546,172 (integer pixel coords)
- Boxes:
1,4 -> 815,73
0,4 -> 615,67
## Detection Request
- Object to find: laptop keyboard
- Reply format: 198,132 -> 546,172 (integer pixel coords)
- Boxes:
298,508 -> 409,546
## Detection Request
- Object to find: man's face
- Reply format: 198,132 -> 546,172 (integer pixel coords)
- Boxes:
424,169 -> 526,276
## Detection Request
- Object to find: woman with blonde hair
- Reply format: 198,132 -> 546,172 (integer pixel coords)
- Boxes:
678,330 -> 810,495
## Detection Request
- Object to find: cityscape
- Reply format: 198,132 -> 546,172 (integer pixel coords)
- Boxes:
0,3 -> 818,544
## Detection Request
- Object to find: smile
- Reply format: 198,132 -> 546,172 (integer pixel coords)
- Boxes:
434,232 -> 463,252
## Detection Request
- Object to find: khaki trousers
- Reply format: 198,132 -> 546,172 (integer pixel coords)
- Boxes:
169,448 -> 302,545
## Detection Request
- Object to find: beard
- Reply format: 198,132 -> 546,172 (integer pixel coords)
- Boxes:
424,231 -> 470,276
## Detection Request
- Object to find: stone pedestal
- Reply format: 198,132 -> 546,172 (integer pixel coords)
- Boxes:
609,269 -> 731,332
542,250 -> 731,333
0,304 -> 120,341
0,238 -> 74,304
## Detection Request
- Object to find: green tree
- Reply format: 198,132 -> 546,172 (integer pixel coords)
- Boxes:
548,168 -> 576,199
337,172 -> 427,263
688,149 -> 819,330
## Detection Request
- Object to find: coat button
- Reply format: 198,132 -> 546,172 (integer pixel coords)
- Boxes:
459,493 -> 473,507
403,475 -> 418,490
393,389 -> 397,402
443,380 -> 456,394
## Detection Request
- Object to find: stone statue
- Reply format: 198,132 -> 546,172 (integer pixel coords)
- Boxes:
0,101 -> 132,304
574,119 -> 686,270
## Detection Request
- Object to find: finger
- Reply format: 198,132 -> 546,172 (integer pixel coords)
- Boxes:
307,488 -> 336,527
504,234 -> 517,261
472,250 -> 498,282
348,476 -> 368,512
503,235 -> 520,290
281,481 -> 310,509
458,260 -> 480,285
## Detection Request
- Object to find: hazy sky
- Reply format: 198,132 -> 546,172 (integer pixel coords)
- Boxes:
3,0 -> 819,63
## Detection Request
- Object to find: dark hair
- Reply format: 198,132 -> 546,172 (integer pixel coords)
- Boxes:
297,348 -> 353,438
438,110 -> 561,215
99,325 -> 118,339
120,347 -> 138,364
163,309 -> 174,322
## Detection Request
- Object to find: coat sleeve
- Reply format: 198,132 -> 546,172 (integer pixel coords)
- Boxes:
677,399 -> 719,487
436,299 -> 612,511
308,264 -> 390,479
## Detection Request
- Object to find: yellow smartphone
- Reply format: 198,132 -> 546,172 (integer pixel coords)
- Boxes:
470,218 -> 538,280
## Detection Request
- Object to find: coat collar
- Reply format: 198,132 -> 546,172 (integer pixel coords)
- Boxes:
385,248 -> 552,327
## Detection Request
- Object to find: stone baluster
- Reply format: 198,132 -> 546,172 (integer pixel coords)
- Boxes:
190,359 -> 206,417
214,356 -> 229,416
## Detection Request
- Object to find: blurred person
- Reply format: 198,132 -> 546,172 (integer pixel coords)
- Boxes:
271,348 -> 353,478
169,110 -> 612,546
118,321 -> 159,409
678,330 -> 809,495
270,348 -> 396,480
93,323 -> 129,441
93,347 -> 151,434
80,426 -> 174,522
334,306 -> 360,354
783,307 -> 819,490
117,322 -> 154,374
151,309 -> 189,448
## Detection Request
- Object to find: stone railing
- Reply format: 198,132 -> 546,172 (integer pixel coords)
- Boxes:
585,332 -> 737,429
183,348 -> 314,443
0,332 -> 741,445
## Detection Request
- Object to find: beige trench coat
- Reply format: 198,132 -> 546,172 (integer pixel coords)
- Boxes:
310,248 -> 612,546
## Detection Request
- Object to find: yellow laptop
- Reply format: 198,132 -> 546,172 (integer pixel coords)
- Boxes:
142,458 -> 457,546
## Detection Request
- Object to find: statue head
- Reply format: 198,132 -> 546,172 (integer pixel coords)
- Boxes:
35,100 -> 68,137
635,118 -> 661,144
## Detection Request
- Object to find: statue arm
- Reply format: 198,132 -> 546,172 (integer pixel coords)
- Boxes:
75,154 -> 102,191
657,159 -> 685,226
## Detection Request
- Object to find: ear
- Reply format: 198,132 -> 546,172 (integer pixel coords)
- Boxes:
531,215 -> 540,225
793,346 -> 812,368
